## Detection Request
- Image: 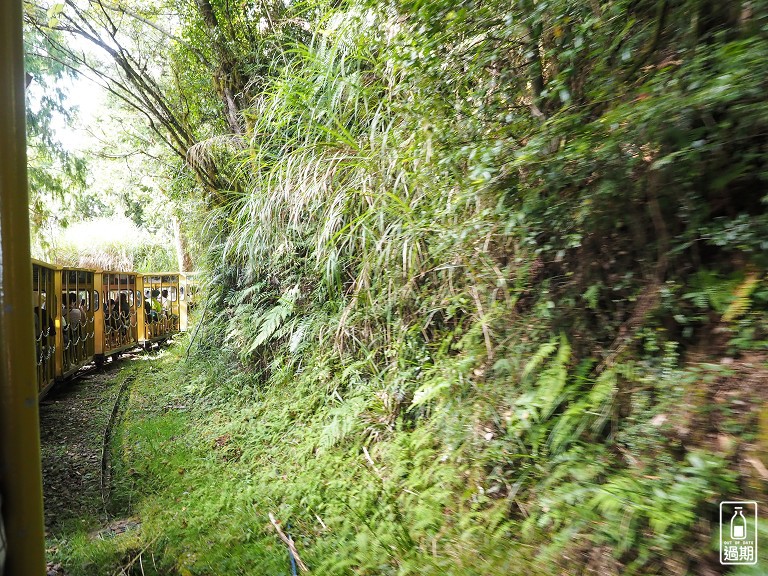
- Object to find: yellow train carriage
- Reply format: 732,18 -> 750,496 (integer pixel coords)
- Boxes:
32,259 -> 58,397
95,271 -> 141,361
140,272 -> 187,344
58,267 -> 96,378
31,267 -> 193,382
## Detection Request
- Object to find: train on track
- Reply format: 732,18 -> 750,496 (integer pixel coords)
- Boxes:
0,2 -> 207,573
32,261 -> 195,398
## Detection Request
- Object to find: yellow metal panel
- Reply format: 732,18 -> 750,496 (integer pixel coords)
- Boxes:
137,274 -> 147,342
53,268 -> 63,377
0,0 -> 47,572
94,272 -> 104,358
179,273 -> 188,331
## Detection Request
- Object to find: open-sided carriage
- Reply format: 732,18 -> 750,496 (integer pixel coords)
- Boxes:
96,271 -> 141,362
30,267 -> 195,393
140,272 -> 188,346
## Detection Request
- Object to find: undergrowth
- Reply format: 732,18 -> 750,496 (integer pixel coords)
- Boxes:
56,323 -> 767,575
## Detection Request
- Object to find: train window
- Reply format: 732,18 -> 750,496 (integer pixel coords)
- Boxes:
136,290 -> 142,305
93,291 -> 99,310
180,286 -> 185,300
169,287 -> 177,302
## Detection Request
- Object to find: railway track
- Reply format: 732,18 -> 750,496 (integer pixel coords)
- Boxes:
39,355 -> 139,535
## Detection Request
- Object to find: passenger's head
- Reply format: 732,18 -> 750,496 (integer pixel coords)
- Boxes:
161,289 -> 168,298
120,293 -> 128,303
68,292 -> 77,305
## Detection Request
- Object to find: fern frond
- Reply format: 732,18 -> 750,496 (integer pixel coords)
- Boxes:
721,271 -> 760,322
521,337 -> 558,382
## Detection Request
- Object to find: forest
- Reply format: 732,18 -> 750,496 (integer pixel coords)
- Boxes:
21,0 -> 768,574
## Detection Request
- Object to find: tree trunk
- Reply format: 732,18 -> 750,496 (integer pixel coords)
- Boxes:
172,214 -> 193,272
195,0 -> 245,134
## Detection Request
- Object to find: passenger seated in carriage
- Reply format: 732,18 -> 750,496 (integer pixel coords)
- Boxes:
107,298 -> 119,331
60,292 -> 83,356
67,292 -> 83,327
161,289 -> 179,329
119,292 -> 131,335
145,289 -> 161,323
33,291 -> 55,364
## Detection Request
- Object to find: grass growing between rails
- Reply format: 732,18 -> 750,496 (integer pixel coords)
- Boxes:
51,324 -> 768,575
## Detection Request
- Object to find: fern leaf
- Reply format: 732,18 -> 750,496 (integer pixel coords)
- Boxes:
721,271 -> 760,322
521,337 -> 558,381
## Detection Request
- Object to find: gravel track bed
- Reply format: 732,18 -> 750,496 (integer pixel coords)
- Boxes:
39,360 -> 128,533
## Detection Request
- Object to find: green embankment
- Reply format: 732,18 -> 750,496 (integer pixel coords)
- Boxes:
57,317 -> 767,575
51,1 -> 768,574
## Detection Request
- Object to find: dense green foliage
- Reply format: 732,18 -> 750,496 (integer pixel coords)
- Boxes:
24,22 -> 87,241
191,1 -> 768,571
41,0 -> 768,574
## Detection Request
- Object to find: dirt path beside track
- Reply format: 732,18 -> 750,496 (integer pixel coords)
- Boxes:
39,358 -> 134,534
